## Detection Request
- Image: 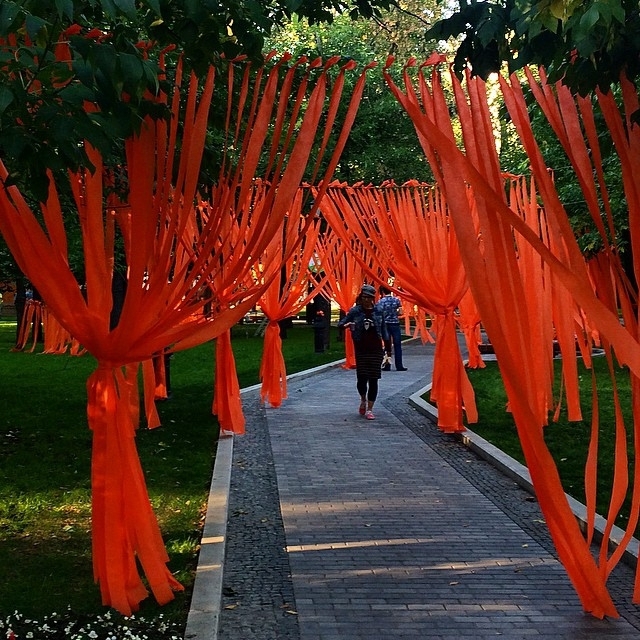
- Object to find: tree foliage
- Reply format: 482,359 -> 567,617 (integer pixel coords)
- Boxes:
0,0 -> 397,200
426,0 -> 640,95
267,1 -> 448,183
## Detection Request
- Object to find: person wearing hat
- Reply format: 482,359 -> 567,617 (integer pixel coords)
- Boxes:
338,283 -> 386,420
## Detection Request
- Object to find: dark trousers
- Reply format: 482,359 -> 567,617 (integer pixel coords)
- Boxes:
357,376 -> 379,402
384,323 -> 404,368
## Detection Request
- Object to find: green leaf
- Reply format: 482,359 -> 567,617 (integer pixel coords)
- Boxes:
185,0 -> 202,18
119,52 -> 144,86
2,129 -> 30,158
112,0 -> 137,19
50,63 -> 75,87
95,45 -> 117,79
610,2 -> 625,24
142,59 -> 160,94
0,87 -> 13,113
0,2 -> 21,35
549,0 -> 567,20
580,5 -> 600,31
58,83 -> 95,106
48,115 -> 76,142
100,0 -> 119,19
144,0 -> 162,16
72,58 -> 95,87
54,0 -> 75,20
24,15 -> 47,42
69,34 -> 92,58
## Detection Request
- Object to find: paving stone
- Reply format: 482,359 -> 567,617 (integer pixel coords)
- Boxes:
216,340 -> 640,640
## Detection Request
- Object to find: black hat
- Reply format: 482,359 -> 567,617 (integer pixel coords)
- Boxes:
360,284 -> 376,297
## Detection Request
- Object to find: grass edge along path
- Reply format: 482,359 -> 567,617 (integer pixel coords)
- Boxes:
437,355 -> 637,536
0,320 -> 345,639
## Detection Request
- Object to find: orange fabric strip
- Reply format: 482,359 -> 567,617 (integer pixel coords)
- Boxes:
213,330 -> 246,435
260,322 -> 288,408
384,61 -> 619,618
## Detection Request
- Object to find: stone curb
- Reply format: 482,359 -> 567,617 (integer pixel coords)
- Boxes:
408,381 -> 640,570
184,434 -> 234,640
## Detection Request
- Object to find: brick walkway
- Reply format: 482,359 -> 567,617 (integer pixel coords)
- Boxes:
210,340 -> 640,640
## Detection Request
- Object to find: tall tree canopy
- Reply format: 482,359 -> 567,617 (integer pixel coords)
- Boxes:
426,0 -> 640,95
0,0 -> 396,199
267,0 -> 447,183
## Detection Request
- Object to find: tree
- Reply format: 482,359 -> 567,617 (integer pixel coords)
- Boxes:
267,1 -> 449,183
423,0 -> 635,257
425,0 -> 640,96
0,0 -> 397,200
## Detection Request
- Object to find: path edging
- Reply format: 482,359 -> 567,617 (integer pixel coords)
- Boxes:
185,352 -> 639,640
408,383 -> 640,569
183,434 -> 234,640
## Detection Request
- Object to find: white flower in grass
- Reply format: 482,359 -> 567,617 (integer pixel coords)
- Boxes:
88,631 -> 98,639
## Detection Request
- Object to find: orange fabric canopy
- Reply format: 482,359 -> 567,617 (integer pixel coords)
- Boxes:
257,201 -> 326,407
315,227 -> 368,369
383,57 -> 640,617
0,63 -> 229,616
319,181 -> 476,431
0,53 -> 373,613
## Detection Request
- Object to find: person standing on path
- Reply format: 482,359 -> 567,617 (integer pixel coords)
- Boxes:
377,285 -> 407,371
338,283 -> 385,420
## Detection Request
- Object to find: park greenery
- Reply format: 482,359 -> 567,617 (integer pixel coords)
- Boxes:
1,0 -> 634,284
0,0 -> 636,279
463,357 -> 637,535
426,0 -> 640,97
2,313 -> 638,635
0,0 -> 396,197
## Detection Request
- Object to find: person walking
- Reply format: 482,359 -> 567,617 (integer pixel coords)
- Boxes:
377,285 -> 407,371
338,284 -> 385,420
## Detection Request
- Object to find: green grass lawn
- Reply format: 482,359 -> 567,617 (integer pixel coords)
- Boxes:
460,355 -> 636,533
0,319 -> 345,632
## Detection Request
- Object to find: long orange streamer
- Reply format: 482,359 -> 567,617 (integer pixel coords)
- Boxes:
258,205 -> 326,407
319,182 -> 475,431
382,57 -> 640,617
315,228 -> 367,369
